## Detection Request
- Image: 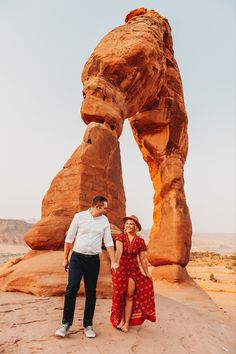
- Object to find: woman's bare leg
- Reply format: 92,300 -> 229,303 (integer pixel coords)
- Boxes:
117,302 -> 125,328
121,278 -> 135,333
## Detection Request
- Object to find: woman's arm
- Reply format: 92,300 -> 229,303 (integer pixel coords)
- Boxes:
139,251 -> 151,278
115,240 -> 123,264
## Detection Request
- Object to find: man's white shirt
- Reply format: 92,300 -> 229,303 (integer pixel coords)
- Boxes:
65,209 -> 114,255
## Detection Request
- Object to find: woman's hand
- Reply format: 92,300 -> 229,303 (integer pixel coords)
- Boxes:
111,261 -> 119,272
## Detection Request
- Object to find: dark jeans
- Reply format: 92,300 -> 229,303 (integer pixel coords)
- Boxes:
62,251 -> 100,327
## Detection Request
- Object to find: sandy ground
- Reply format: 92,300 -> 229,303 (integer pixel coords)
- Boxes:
187,253 -> 236,293
0,245 -> 236,353
206,291 -> 236,322
0,285 -> 236,354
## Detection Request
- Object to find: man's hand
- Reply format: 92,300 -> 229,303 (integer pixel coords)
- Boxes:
145,273 -> 152,279
111,261 -> 118,272
62,259 -> 69,272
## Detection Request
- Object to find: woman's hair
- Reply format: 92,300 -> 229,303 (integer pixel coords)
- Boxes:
92,195 -> 107,207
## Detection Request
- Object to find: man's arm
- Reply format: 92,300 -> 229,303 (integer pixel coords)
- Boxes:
106,246 -> 118,270
115,240 -> 123,264
63,242 -> 73,271
103,224 -> 118,271
63,214 -> 79,271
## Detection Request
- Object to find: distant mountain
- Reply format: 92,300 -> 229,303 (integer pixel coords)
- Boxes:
0,219 -> 235,254
21,218 -> 39,224
0,219 -> 34,244
140,230 -> 235,254
191,233 -> 236,254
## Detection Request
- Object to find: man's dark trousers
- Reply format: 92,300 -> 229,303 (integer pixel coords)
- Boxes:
62,251 -> 100,327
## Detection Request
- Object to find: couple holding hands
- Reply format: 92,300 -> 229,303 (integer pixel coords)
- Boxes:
55,196 -> 156,338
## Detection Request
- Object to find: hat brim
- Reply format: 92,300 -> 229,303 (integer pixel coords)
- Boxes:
123,216 -> 142,231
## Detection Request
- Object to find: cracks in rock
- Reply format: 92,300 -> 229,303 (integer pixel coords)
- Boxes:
0,307 -> 22,313
13,319 -> 47,326
52,307 -> 63,310
13,338 -> 22,344
179,336 -> 190,353
128,327 -> 142,353
0,300 -> 47,307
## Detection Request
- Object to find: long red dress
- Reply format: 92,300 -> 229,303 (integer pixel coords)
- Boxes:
110,232 -> 156,327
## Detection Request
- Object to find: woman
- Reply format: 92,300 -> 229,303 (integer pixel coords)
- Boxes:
110,215 -> 156,332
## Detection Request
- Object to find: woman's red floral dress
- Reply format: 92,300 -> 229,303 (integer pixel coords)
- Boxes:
110,232 -> 156,327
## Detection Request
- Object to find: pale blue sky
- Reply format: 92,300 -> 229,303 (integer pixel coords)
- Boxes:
0,0 -> 235,233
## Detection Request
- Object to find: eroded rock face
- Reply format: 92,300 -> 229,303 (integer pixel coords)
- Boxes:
0,250 -> 113,297
81,8 -> 192,267
145,157 -> 192,266
81,10 -> 171,138
24,123 -> 125,250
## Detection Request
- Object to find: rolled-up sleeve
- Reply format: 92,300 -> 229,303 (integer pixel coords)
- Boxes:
103,224 -> 114,248
65,214 -> 79,243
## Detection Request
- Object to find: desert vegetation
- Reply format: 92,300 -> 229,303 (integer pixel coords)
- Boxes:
188,252 -> 236,292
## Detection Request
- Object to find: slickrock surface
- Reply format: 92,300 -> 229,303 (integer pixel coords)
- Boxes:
0,283 -> 235,354
0,250 -> 114,298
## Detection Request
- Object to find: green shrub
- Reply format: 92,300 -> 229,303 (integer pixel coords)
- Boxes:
209,273 -> 217,282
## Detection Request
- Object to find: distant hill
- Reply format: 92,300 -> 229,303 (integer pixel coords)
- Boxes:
191,233 -> 236,254
21,218 -> 38,224
0,219 -> 34,244
0,219 -> 235,254
140,230 -> 236,254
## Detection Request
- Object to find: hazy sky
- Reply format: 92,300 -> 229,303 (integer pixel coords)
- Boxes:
0,0 -> 235,233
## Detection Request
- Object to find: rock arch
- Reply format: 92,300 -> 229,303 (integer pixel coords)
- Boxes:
80,8 -> 192,278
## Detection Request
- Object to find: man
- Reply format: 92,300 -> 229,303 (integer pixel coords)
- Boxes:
55,195 -> 117,338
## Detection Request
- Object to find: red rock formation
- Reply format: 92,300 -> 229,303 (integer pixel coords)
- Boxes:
125,8 -> 147,23
81,8 -> 192,272
24,123 -> 125,250
0,250 -> 113,297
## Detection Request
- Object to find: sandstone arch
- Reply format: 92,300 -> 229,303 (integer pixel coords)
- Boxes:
80,8 -> 192,277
